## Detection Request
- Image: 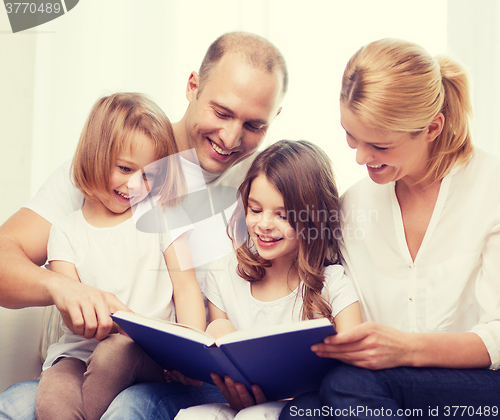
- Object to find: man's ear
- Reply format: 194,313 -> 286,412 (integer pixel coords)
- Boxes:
426,112 -> 444,143
186,72 -> 200,103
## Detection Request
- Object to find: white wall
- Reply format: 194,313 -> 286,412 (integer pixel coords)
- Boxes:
1,0 -> 454,226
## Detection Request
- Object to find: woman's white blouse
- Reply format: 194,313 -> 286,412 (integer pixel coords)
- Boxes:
340,148 -> 500,369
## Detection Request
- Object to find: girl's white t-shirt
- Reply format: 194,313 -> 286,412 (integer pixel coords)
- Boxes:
205,253 -> 359,330
43,209 -> 185,370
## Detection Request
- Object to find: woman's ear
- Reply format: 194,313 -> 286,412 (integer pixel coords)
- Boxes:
186,71 -> 200,103
426,112 -> 445,143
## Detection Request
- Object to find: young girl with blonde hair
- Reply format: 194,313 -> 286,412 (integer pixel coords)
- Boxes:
35,92 -> 206,420
176,140 -> 362,420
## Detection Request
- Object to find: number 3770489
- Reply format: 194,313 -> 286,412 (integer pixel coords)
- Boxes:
5,3 -> 61,14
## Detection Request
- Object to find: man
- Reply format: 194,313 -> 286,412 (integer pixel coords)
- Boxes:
0,31 -> 287,419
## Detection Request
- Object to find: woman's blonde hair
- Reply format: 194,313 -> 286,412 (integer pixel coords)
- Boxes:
340,38 -> 473,183
228,140 -> 341,323
72,92 -> 184,205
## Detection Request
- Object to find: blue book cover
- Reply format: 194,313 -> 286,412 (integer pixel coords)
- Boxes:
111,311 -> 338,401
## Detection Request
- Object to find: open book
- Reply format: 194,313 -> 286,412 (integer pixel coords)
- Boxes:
111,311 -> 338,401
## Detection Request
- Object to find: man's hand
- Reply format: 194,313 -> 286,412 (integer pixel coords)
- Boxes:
48,274 -> 131,341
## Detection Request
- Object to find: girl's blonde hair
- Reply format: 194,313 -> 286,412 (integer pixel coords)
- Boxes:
228,140 -> 340,323
340,38 -> 473,183
72,92 -> 184,205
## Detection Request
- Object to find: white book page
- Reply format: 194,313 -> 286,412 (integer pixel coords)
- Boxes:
215,317 -> 332,346
112,311 -> 215,346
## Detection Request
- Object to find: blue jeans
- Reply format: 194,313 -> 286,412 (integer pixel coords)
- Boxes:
0,379 -> 226,420
279,364 -> 500,419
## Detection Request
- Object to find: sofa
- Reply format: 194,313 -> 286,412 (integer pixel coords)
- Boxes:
0,305 -> 62,393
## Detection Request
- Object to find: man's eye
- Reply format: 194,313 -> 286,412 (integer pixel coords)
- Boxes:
245,123 -> 265,132
214,109 -> 228,119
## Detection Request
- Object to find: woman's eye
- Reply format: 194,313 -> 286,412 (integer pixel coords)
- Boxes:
373,145 -> 388,151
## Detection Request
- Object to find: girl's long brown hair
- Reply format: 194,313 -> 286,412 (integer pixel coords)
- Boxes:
228,140 -> 341,323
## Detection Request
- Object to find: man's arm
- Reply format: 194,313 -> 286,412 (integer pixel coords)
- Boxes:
0,208 -> 130,340
0,208 -> 54,307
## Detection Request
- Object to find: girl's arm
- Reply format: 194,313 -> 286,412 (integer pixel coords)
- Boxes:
164,233 -> 205,331
332,301 -> 362,333
206,301 -> 236,339
312,322 -> 491,370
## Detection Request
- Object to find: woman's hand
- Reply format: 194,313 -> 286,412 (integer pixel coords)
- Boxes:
210,373 -> 267,411
311,322 -> 414,370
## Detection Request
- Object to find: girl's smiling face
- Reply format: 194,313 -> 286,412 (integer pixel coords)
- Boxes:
245,174 -> 299,264
95,132 -> 159,215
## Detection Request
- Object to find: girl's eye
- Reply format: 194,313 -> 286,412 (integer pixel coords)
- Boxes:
119,166 -> 131,172
248,207 -> 261,214
143,173 -> 155,181
278,214 -> 287,220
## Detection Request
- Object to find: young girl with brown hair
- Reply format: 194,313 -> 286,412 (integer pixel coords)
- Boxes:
176,140 -> 362,420
35,92 -> 206,420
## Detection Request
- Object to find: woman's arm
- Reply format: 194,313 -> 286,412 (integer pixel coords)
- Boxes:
164,233 -> 205,331
312,322 -> 491,370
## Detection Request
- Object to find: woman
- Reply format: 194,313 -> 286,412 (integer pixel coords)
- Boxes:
280,38 -> 500,419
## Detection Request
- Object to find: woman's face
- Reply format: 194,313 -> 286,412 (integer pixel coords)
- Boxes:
340,105 -> 434,186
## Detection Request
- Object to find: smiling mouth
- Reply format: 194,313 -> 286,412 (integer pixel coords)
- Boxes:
114,190 -> 131,200
210,140 -> 233,156
258,235 -> 282,243
367,164 -> 386,169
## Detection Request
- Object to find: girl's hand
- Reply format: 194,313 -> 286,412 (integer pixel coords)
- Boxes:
311,322 -> 413,370
210,373 -> 267,411
164,370 -> 203,387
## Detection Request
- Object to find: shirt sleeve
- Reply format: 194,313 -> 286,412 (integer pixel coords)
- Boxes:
323,264 -> 359,318
159,205 -> 195,253
24,160 -> 84,225
469,204 -> 500,369
47,219 -> 76,265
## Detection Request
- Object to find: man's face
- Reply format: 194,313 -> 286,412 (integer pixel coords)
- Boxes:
183,53 -> 283,175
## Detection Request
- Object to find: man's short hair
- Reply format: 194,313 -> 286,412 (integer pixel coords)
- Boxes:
198,31 -> 288,96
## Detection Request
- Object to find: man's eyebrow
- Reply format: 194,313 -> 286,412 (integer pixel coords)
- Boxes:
212,102 -> 268,125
